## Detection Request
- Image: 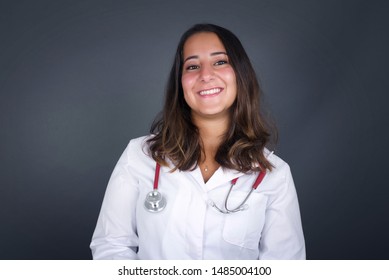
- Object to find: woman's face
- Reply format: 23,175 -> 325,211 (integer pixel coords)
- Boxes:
181,32 -> 237,122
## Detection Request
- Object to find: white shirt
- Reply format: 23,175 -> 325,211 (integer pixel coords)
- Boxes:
90,136 -> 305,259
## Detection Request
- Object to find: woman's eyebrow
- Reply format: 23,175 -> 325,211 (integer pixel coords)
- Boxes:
210,51 -> 227,56
184,51 -> 227,63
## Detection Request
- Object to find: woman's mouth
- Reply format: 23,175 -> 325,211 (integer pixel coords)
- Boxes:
198,87 -> 223,96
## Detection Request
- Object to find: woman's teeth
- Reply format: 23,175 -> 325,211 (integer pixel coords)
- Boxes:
199,88 -> 221,95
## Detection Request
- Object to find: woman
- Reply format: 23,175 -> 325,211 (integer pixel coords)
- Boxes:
90,23 -> 305,259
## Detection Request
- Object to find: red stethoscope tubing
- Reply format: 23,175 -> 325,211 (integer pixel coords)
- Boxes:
154,162 -> 161,190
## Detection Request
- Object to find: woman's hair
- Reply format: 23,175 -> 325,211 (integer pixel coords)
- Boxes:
147,23 -> 276,172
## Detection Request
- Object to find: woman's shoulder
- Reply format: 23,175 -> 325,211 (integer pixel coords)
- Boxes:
123,135 -> 153,157
263,148 -> 291,175
262,149 -> 296,194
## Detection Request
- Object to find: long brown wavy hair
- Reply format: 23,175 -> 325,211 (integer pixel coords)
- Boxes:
147,23 -> 276,172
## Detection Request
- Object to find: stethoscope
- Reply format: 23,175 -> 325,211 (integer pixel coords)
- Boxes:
144,162 -> 266,214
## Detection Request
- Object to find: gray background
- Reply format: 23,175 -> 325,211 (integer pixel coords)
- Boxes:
1,0 -> 388,259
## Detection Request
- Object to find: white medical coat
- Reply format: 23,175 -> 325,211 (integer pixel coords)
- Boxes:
90,136 -> 305,259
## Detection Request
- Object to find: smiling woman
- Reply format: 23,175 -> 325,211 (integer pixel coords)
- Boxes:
90,23 -> 305,260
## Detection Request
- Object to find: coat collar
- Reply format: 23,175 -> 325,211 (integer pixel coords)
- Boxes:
187,166 -> 245,192
159,158 -> 246,192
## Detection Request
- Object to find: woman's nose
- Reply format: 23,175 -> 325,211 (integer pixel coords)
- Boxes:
199,65 -> 214,82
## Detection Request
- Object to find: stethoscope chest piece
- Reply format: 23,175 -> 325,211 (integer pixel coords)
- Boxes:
144,190 -> 166,213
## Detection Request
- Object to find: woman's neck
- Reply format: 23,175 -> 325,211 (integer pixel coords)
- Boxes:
195,116 -> 228,150
193,115 -> 230,182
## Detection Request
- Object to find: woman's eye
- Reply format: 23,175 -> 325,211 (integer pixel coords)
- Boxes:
215,60 -> 228,66
186,65 -> 199,71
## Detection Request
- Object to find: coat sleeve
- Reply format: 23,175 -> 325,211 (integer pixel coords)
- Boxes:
258,162 -> 306,259
90,141 -> 139,259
